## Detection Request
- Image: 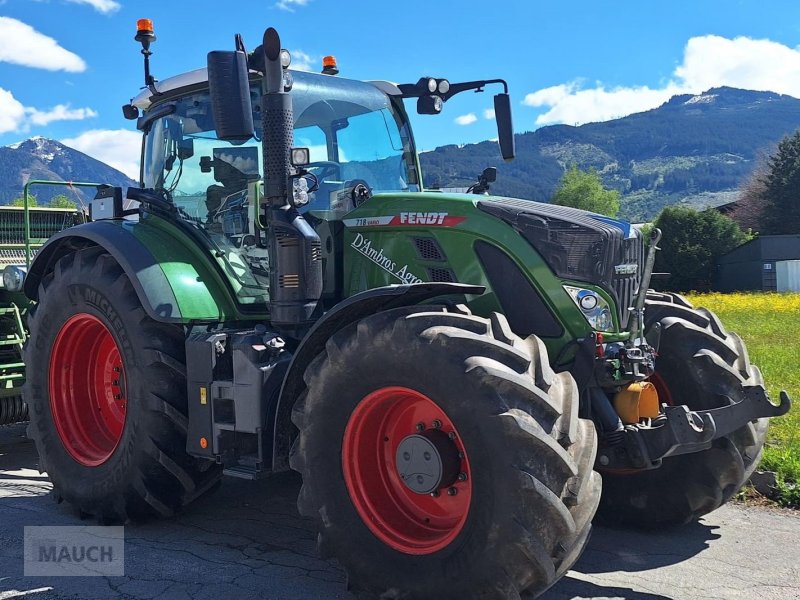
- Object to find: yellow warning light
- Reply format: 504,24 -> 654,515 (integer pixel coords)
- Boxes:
137,19 -> 154,34
322,55 -> 339,76
199,437 -> 208,449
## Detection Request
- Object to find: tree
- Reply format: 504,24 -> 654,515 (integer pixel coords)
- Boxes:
9,194 -> 76,209
10,195 -> 37,207
48,194 -> 78,209
760,129 -> 800,234
551,165 -> 620,217
653,205 -> 750,292
732,152 -> 770,233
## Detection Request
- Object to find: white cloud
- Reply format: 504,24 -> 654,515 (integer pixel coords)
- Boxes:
61,129 -> 141,179
483,108 -> 495,120
0,88 -> 26,134
523,35 -> 800,126
524,82 -> 681,126
0,86 -> 97,133
276,0 -> 310,11
65,0 -> 121,14
0,17 -> 86,72
455,113 -> 478,126
27,105 -> 98,126
289,50 -> 315,72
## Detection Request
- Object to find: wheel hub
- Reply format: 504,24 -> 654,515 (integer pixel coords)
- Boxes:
396,430 -> 460,494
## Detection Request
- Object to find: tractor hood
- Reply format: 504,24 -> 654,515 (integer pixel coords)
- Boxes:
477,196 -> 643,328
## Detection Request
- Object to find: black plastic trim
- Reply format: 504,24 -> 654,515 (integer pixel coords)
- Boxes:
474,240 -> 563,338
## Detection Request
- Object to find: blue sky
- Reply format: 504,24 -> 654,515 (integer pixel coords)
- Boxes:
3,0 -> 800,178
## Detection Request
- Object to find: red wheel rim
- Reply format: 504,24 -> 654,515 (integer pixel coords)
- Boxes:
648,372 -> 674,406
49,313 -> 127,467
342,387 -> 472,555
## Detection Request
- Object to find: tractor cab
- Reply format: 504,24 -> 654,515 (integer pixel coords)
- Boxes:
134,69 -> 421,307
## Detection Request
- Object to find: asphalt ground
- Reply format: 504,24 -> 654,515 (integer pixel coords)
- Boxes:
1,423 -> 798,600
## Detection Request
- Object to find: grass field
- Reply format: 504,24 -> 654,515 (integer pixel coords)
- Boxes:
686,292 -> 800,507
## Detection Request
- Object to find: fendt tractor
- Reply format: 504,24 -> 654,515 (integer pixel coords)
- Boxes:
22,21 -> 790,599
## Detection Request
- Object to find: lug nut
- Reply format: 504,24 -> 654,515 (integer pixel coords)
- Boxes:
416,422 -> 425,432
447,487 -> 458,496
432,419 -> 442,429
457,472 -> 468,482
430,490 -> 440,498
448,431 -> 456,440
457,451 -> 465,459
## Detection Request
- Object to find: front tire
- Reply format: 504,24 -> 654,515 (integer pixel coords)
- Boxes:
598,292 -> 768,528
25,246 -> 221,522
290,308 -> 601,599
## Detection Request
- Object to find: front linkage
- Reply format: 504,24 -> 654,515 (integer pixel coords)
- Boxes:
599,389 -> 791,471
576,227 -> 792,471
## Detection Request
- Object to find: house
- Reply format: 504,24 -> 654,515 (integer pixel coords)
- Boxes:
716,235 -> 800,292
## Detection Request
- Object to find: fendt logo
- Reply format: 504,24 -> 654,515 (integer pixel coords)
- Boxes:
399,212 -> 465,226
399,212 -> 447,225
343,213 -> 466,228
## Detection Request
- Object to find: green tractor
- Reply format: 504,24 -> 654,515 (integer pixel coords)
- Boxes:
23,22 -> 790,599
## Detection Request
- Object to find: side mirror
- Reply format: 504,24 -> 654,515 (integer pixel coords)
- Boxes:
493,93 -> 515,161
177,137 -> 194,160
207,50 -> 254,142
481,167 -> 497,183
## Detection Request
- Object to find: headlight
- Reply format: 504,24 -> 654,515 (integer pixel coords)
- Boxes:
2,265 -> 27,292
564,285 -> 615,332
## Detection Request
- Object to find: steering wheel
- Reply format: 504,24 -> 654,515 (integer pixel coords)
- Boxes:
306,161 -> 341,181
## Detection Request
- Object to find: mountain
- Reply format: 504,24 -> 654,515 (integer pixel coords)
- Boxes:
420,87 -> 800,220
0,137 -> 136,205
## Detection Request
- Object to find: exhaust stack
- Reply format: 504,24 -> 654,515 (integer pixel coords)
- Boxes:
259,28 -> 323,330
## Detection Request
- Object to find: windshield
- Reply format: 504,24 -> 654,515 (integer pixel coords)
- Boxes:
141,70 -> 419,306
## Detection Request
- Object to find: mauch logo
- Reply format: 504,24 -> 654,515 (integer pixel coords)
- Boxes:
24,526 -> 125,576
351,233 -> 424,284
38,544 -> 115,563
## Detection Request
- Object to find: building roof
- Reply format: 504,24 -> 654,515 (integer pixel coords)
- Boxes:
717,234 -> 800,264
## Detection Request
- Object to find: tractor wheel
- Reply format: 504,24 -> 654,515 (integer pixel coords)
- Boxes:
598,291 -> 769,528
24,246 -> 221,522
290,307 -> 601,599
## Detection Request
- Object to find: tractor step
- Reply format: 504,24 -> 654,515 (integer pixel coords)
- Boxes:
223,463 -> 263,480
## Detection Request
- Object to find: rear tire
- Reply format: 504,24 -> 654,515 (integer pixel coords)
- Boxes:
290,307 -> 601,599
598,291 -> 768,528
25,246 -> 221,522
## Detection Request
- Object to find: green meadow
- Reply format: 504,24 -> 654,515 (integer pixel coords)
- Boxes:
686,292 -> 800,507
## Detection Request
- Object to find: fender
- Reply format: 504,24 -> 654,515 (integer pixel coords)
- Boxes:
270,282 -> 484,471
24,219 -> 252,324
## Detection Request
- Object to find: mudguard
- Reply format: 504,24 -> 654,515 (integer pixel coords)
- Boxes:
23,219 -> 254,324
270,282 -> 484,471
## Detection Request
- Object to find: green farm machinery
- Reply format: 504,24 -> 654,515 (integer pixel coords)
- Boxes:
0,182 -> 86,424
21,21 -> 790,598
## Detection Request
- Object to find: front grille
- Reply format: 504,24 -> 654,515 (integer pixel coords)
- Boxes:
478,197 -> 644,331
612,237 -> 644,328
